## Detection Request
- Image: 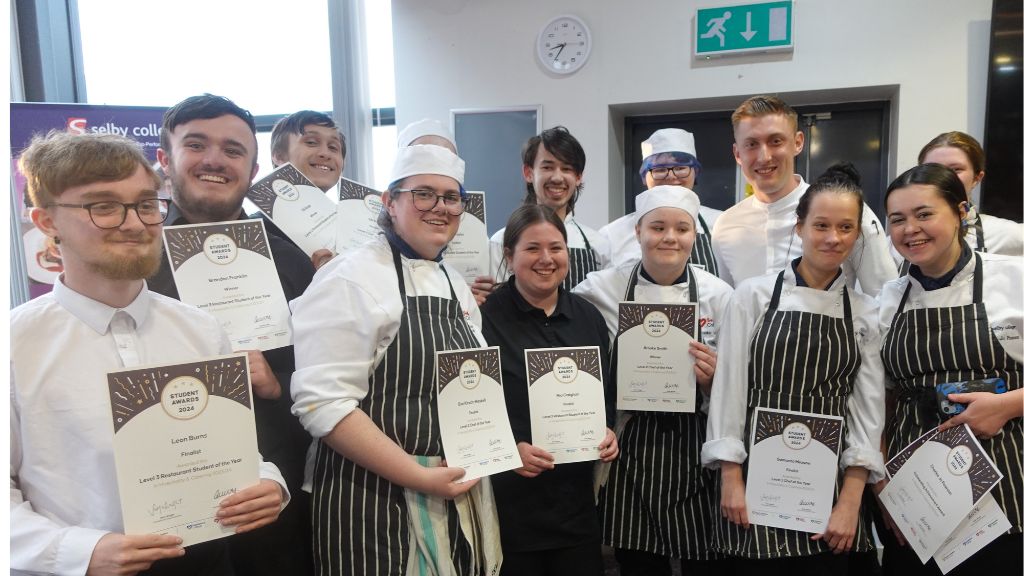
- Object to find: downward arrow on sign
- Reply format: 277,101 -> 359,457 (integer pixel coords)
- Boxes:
740,12 -> 757,41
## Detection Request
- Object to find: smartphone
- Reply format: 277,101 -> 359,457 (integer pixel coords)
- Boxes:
935,378 -> 1007,417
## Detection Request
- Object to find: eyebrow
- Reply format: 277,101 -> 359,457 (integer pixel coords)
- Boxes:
78,188 -> 161,201
181,132 -> 250,153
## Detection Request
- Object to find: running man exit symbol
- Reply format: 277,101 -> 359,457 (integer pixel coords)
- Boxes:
695,1 -> 793,57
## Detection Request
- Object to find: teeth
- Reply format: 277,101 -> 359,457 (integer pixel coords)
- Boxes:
198,174 -> 227,183
312,164 -> 332,172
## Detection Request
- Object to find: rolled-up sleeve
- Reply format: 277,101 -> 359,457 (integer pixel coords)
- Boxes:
842,299 -> 887,483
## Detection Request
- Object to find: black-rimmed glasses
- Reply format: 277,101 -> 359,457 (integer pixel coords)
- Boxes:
393,189 -> 465,215
648,165 -> 694,181
47,198 -> 171,229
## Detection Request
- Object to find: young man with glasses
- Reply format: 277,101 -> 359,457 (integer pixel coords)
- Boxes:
11,131 -> 287,576
151,94 -> 318,576
599,128 -> 722,275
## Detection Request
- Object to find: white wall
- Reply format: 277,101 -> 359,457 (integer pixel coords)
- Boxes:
393,0 -> 992,226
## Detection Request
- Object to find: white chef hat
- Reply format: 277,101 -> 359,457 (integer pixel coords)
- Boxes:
389,144 -> 465,188
635,185 -> 701,224
397,119 -> 457,152
641,128 -> 697,161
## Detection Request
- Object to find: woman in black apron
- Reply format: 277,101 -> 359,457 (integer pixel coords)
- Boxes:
575,185 -> 734,576
876,163 -> 1023,575
290,144 -> 500,576
701,164 -> 886,575
480,204 -> 618,575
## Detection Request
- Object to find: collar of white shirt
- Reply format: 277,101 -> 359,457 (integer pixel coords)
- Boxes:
52,277 -> 150,335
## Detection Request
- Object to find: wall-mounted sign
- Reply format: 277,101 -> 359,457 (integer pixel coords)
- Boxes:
695,1 -> 793,58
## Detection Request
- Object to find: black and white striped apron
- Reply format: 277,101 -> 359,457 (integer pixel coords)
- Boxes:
881,256 -> 1022,534
310,244 -> 483,576
691,213 -> 719,278
565,220 -> 601,290
714,270 -> 872,559
600,263 -> 719,560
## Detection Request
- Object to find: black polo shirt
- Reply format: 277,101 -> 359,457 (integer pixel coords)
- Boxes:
480,276 -> 612,552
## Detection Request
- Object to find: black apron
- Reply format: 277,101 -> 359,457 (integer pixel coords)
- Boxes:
714,270 -> 871,559
881,256 -> 1022,534
691,213 -> 719,277
565,219 -> 601,290
600,263 -> 719,560
310,244 -> 483,576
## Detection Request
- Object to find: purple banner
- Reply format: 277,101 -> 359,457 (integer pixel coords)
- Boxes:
11,103 -> 167,299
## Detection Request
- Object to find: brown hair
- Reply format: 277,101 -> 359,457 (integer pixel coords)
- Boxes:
18,131 -> 159,207
917,131 -> 985,173
731,95 -> 798,132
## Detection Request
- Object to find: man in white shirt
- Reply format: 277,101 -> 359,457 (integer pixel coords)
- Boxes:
712,95 -> 895,294
11,131 -> 287,576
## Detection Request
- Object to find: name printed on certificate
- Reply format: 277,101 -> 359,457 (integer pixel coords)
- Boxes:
884,425 -> 1010,571
616,302 -> 698,413
525,346 -> 607,465
880,424 -> 1004,562
246,163 -> 338,256
164,220 -> 292,351
108,354 -> 259,547
445,191 -> 489,281
335,178 -> 384,252
745,407 -> 844,533
435,347 -> 522,482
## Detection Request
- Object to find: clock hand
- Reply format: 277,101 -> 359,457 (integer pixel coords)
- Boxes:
553,43 -> 566,60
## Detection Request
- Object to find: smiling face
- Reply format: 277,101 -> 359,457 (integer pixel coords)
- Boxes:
158,114 -> 258,223
276,124 -> 345,191
795,192 -> 861,276
506,221 -> 568,300
636,207 -> 696,278
733,113 -> 805,202
523,143 -> 581,219
32,164 -> 164,283
886,183 -> 966,277
384,173 -> 462,259
921,146 -> 983,196
643,152 -> 697,190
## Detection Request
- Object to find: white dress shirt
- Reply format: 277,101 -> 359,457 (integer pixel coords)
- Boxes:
701,265 -> 886,483
488,214 -> 609,281
10,278 -> 289,576
711,177 -> 896,296
290,235 -> 485,439
598,206 -> 723,269
878,251 -> 1024,365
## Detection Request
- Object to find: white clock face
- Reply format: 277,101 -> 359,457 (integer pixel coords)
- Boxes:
537,16 -> 591,75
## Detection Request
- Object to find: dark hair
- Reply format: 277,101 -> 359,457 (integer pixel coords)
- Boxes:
731,95 -> 798,132
160,94 -> 257,158
270,110 -> 347,165
522,126 -> 586,214
498,204 -> 567,278
918,131 -> 985,173
885,163 -> 969,237
796,161 -> 865,226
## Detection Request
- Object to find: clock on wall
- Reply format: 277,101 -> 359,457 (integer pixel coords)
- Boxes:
536,15 -> 592,75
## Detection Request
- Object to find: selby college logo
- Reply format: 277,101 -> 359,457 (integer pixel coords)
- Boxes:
66,117 -> 88,134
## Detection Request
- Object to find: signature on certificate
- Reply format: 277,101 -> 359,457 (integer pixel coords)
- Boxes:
213,487 -> 238,501
629,379 -> 648,392
148,498 -> 184,518
546,431 -> 565,444
579,428 -> 596,441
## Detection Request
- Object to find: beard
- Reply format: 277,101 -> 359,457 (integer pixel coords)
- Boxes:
166,163 -> 247,224
86,236 -> 164,281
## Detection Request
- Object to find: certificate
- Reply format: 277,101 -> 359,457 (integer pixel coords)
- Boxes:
933,493 -> 1011,574
445,192 -> 489,281
435,347 -> 522,481
335,178 -> 383,252
246,163 -> 338,256
615,302 -> 698,413
525,347 -> 607,464
108,354 -> 259,546
745,407 -> 843,533
163,220 -> 292,351
879,424 -> 1003,562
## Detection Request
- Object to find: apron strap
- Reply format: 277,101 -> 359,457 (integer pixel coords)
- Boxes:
972,253 -> 983,302
842,286 -> 852,320
571,218 -> 594,252
768,269 -> 787,311
624,262 -> 642,301
697,212 -> 712,237
623,262 -> 701,342
389,241 -> 408,299
975,217 -> 986,252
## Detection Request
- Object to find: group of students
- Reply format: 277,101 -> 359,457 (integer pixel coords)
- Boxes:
8,92 -> 1022,576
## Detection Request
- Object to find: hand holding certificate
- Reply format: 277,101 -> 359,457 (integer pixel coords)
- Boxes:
615,302 -> 698,412
246,163 -> 338,256
163,220 -> 292,351
108,355 -> 260,546
745,408 -> 844,533
525,347 -> 607,464
445,192 -> 489,281
435,347 -> 522,481
335,178 -> 384,252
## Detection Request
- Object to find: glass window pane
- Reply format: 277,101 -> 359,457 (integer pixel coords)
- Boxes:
365,0 -> 395,109
371,125 -> 397,190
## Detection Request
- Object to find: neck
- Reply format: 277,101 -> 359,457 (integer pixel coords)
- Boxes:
517,281 -> 559,316
644,260 -> 686,286
61,269 -> 144,308
920,239 -> 963,278
555,206 -> 569,220
176,204 -> 244,225
752,175 -> 799,204
795,258 -> 839,290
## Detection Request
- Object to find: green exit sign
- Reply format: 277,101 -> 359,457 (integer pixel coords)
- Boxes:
695,1 -> 794,57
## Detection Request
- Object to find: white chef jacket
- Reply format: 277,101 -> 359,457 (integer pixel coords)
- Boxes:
598,206 -> 723,269
878,251 -> 1024,366
488,213 -> 609,281
711,177 -> 896,296
10,278 -> 289,575
290,235 -> 485,439
701,264 -> 886,483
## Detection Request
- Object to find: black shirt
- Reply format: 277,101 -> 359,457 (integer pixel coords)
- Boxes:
480,277 -> 612,552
